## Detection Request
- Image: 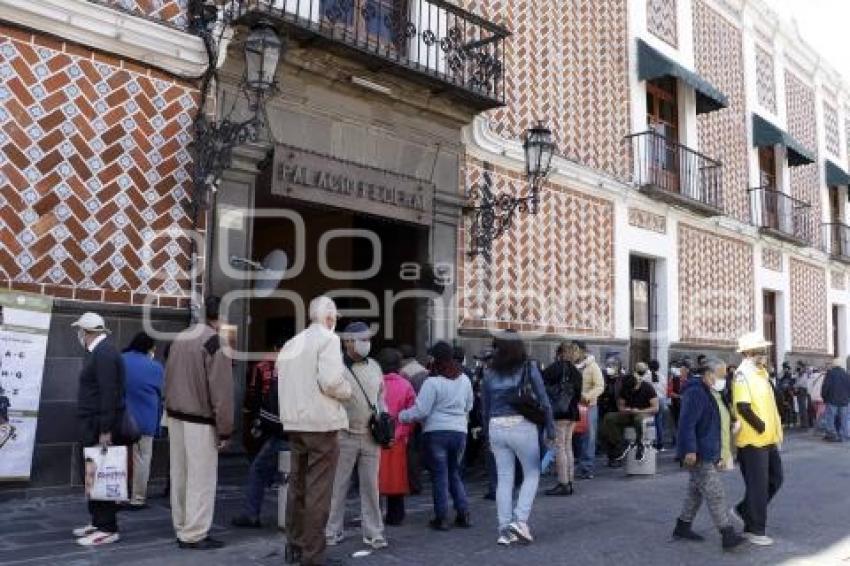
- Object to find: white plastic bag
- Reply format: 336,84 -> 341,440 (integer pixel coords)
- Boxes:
84,445 -> 128,502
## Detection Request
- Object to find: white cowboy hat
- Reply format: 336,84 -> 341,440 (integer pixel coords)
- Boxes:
70,312 -> 111,334
736,331 -> 771,353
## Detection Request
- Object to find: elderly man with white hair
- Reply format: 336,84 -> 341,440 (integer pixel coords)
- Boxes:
278,296 -> 352,566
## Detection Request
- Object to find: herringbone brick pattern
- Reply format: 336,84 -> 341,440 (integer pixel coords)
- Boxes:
678,224 -> 754,345
755,45 -> 776,114
98,0 -> 188,28
790,258 -> 827,353
458,158 -> 615,336
457,0 -> 631,181
693,1 -> 749,223
761,247 -> 782,272
0,27 -> 198,306
647,0 -> 678,47
785,71 -> 821,246
823,99 -> 840,158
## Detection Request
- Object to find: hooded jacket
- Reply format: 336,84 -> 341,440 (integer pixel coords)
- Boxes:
676,376 -> 721,464
823,366 -> 850,406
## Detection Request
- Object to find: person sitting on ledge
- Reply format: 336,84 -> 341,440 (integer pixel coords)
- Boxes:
600,366 -> 658,467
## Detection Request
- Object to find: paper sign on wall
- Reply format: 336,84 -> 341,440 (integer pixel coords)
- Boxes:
0,290 -> 53,481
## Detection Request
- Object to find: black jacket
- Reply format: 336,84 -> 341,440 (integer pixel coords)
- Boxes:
823,367 -> 850,406
542,360 -> 583,421
77,337 -> 125,438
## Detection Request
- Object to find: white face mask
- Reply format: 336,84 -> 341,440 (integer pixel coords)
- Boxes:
354,339 -> 371,359
77,329 -> 87,348
712,378 -> 727,392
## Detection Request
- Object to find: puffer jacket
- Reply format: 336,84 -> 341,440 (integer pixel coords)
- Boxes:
277,323 -> 353,432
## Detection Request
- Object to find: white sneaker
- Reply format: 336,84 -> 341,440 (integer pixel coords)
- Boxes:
509,521 -> 533,544
364,536 -> 388,549
743,532 -> 774,546
76,530 -> 120,546
72,524 -> 97,538
497,530 -> 518,546
326,532 -> 345,546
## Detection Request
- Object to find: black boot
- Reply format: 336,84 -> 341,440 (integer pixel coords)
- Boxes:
673,519 -> 705,541
429,517 -> 450,531
720,527 -> 745,551
284,543 -> 301,564
545,483 -> 571,496
454,511 -> 472,528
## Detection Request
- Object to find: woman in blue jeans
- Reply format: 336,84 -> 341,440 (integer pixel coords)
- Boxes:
400,341 -> 474,530
482,330 -> 555,546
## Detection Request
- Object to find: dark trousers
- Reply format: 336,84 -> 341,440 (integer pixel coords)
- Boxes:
385,495 -> 405,525
736,445 -> 783,536
600,412 -> 645,459
407,427 -> 423,494
424,431 -> 468,520
243,436 -> 286,519
79,417 -> 118,533
286,431 -> 340,566
797,392 -> 811,428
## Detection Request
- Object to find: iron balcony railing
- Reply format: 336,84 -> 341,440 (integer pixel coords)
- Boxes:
749,187 -> 814,246
626,130 -> 723,213
824,222 -> 850,260
226,0 -> 509,107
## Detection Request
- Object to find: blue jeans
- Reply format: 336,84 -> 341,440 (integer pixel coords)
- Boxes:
243,436 -> 286,519
577,405 -> 599,474
424,431 -> 468,520
824,404 -> 849,440
489,418 -> 540,530
654,400 -> 667,447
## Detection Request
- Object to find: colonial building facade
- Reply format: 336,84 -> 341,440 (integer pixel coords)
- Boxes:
0,0 -> 846,489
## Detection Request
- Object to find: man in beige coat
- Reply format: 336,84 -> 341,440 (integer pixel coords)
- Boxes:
164,296 -> 234,550
571,340 -> 604,480
278,296 -> 352,566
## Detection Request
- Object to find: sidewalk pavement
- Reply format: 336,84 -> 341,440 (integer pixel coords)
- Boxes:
0,431 -> 848,566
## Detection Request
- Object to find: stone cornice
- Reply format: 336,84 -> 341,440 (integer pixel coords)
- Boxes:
0,0 -> 207,78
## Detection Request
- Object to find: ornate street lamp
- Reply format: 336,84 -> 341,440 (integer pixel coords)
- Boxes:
465,121 -> 554,261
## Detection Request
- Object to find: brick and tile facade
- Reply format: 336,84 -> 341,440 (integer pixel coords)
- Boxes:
823,99 -> 840,159
755,45 -> 776,114
693,0 -> 750,223
97,0 -> 189,28
0,25 -> 198,307
678,224 -> 754,345
647,0 -> 677,47
785,71 -> 821,245
790,258 -> 828,353
458,158 -> 615,336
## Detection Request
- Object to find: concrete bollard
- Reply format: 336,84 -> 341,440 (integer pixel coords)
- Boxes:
278,450 -> 291,531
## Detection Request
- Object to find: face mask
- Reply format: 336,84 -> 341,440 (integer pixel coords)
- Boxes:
713,378 -> 726,392
77,329 -> 87,348
354,340 -> 371,358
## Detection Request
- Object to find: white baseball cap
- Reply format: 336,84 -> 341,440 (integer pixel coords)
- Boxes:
70,312 -> 111,334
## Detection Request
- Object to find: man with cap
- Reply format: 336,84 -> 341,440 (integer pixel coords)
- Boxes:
325,321 -> 388,550
164,296 -> 234,550
730,332 -> 783,547
71,312 -> 124,546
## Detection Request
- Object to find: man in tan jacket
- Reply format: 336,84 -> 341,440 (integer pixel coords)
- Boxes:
278,296 -> 352,566
164,296 -> 234,549
570,340 -> 604,480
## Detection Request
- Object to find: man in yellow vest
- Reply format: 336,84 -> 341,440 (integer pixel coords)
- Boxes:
730,332 -> 783,547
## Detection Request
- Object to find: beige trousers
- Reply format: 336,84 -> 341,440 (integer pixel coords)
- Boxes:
555,420 -> 576,484
131,435 -> 154,505
326,431 -> 384,541
168,418 -> 219,543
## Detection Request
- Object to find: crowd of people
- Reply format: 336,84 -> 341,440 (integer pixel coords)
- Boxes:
66,294 -> 850,564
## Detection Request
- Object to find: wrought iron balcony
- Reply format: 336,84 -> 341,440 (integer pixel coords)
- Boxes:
626,130 -> 723,216
749,187 -> 814,247
225,0 -> 509,109
824,222 -> 850,263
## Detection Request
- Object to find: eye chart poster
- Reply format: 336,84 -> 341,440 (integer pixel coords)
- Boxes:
0,290 -> 52,481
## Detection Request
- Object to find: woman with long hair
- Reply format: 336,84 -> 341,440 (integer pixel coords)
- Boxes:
542,341 -> 583,496
482,330 -> 555,546
400,341 -> 474,530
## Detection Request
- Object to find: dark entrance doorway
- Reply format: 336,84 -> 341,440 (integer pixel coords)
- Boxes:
763,290 -> 778,373
629,255 -> 655,369
247,191 -> 430,356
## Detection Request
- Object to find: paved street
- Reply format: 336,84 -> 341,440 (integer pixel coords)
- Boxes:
1,432 -> 848,566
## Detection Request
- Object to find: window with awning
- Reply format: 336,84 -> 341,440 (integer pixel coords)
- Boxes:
751,114 -> 815,167
637,39 -> 728,114
825,159 -> 850,187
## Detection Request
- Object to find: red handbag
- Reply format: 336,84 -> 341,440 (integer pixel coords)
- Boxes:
575,404 -> 589,434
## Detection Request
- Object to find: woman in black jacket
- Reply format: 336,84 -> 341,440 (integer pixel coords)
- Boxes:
542,341 -> 583,496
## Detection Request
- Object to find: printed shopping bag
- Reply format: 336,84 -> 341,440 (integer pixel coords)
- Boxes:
84,445 -> 128,502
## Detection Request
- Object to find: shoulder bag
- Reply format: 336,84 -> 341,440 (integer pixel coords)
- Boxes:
508,362 -> 547,426
346,360 -> 395,448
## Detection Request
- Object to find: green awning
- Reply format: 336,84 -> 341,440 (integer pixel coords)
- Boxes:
826,159 -> 850,187
751,114 -> 815,167
637,39 -> 728,114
